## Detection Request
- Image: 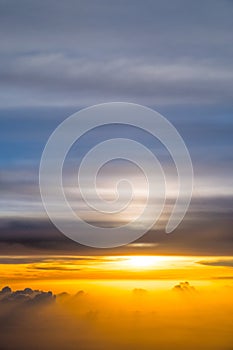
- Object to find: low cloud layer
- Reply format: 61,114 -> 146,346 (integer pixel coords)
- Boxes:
0,283 -> 232,350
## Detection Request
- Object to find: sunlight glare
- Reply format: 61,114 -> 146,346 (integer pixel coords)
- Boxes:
126,256 -> 163,269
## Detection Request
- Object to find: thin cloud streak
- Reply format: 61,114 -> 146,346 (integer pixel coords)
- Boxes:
1,55 -> 233,107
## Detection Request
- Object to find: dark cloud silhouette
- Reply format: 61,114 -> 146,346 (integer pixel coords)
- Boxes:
0,286 -> 12,294
132,288 -> 148,296
212,276 -> 233,280
0,257 -> 49,264
0,286 -> 55,305
172,282 -> 196,293
33,266 -> 82,271
2,205 -> 233,256
199,259 -> 233,268
75,290 -> 85,297
56,292 -> 70,299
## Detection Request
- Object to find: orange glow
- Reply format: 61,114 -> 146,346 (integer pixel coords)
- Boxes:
0,255 -> 233,292
0,254 -> 233,350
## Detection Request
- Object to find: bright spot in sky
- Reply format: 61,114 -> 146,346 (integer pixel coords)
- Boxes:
126,256 -> 162,268
121,255 -> 191,270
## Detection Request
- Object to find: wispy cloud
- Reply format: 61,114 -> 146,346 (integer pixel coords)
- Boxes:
199,259 -> 233,268
1,55 -> 233,107
0,0 -> 233,107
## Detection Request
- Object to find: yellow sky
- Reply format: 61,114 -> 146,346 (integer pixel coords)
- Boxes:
1,255 -> 232,293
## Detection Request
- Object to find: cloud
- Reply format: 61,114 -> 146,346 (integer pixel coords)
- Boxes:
212,276 -> 233,280
0,204 -> 233,255
0,286 -> 55,305
127,243 -> 159,248
172,282 -> 196,293
56,292 -> 70,300
0,0 -> 233,107
32,266 -> 81,271
1,54 -> 233,107
0,257 -> 48,264
0,283 -> 232,350
132,288 -> 148,296
199,259 -> 233,268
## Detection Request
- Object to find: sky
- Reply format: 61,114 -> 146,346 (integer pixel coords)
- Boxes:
1,3 -> 233,349
0,0 -> 233,257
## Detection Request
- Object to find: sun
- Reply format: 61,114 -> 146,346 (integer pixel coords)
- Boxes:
126,256 -> 158,269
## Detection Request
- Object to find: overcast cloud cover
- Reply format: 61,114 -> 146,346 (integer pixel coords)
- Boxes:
0,0 -> 233,107
0,0 -> 233,254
